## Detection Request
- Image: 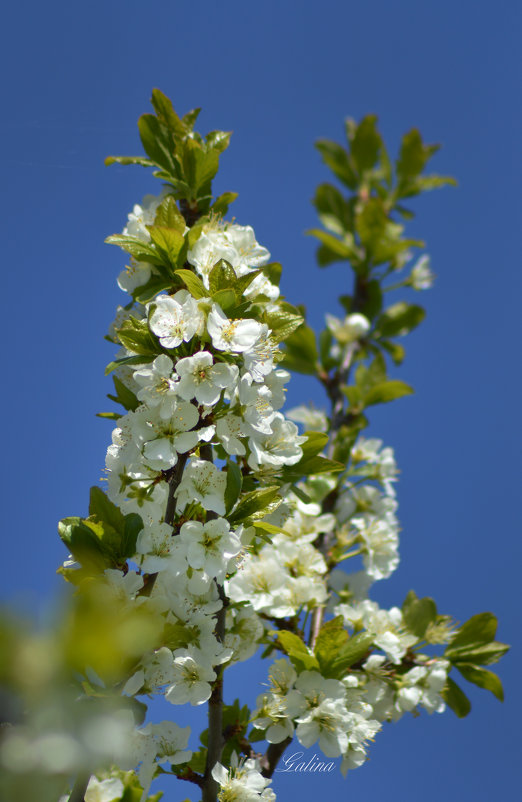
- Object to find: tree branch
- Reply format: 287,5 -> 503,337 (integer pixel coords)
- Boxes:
260,737 -> 293,778
199,444 -> 229,802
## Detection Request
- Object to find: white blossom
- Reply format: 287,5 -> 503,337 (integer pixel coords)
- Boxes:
166,648 -> 217,705
410,254 -> 435,290
216,413 -> 248,455
212,755 -> 275,802
326,312 -> 370,343
149,291 -> 203,349
207,304 -> 262,353
287,405 -> 328,432
175,459 -> 227,515
123,192 -> 166,240
85,777 -> 124,802
175,351 -> 238,405
132,402 -> 200,470
117,260 -> 152,294
248,413 -> 306,470
180,518 -> 242,581
133,354 -> 179,419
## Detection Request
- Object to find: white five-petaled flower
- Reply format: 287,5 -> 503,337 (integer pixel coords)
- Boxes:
175,459 -> 227,515
149,291 -> 203,349
175,351 -> 238,405
117,259 -> 152,294
243,324 -> 277,380
165,647 -> 217,705
207,303 -> 262,353
123,191 -> 167,241
132,402 -> 200,470
295,696 -> 351,757
216,413 -> 248,455
247,413 -> 306,470
133,354 -> 179,419
211,754 -> 275,801
180,518 -> 242,581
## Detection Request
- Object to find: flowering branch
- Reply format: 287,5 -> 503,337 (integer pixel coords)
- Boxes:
30,94 -> 507,802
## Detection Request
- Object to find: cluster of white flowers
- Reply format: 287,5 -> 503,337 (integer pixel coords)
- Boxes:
212,753 -> 276,801
63,190 -> 449,799
92,195 -> 326,797
227,495 -> 332,617
244,417 -> 450,773
251,660 -> 380,774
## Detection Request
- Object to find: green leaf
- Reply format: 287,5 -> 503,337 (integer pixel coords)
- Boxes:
154,195 -> 186,232
350,115 -> 382,173
122,513 -> 143,559
235,268 -> 263,297
150,89 -> 186,137
397,128 -> 440,180
281,325 -> 319,375
381,339 -> 405,365
183,139 -> 219,194
402,590 -> 438,639
174,269 -> 208,298
300,432 -> 329,459
325,631 -> 374,678
264,302 -> 304,343
456,664 -> 504,702
212,288 -> 236,313
229,486 -> 281,525
58,517 -> 109,572
442,676 -> 471,718
209,260 -> 237,295
224,461 -> 242,514
315,139 -> 358,190
181,107 -> 201,131
416,174 -> 458,192
105,234 -> 164,266
104,155 -> 155,168
445,641 -> 510,667
276,631 -> 319,672
252,521 -> 281,536
138,114 -> 175,174
211,191 -> 238,216
134,277 -> 175,304
108,376 -> 140,412
148,226 -> 185,266
205,130 -> 232,153
376,302 -> 425,338
262,262 -> 283,286
364,380 -> 414,406
117,318 -> 160,357
105,354 -> 153,376
313,183 -> 350,236
445,612 -> 509,667
447,613 -> 498,650
281,455 -> 344,482
307,228 -> 359,264
89,486 -> 125,534
355,198 -> 387,249
314,616 -> 349,674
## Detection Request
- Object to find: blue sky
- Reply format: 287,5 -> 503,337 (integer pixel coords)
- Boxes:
1,1 -> 520,800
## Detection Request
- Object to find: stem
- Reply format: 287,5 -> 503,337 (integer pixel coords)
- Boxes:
68,775 -> 90,802
165,452 -> 189,526
200,444 -> 229,802
260,737 -> 293,778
